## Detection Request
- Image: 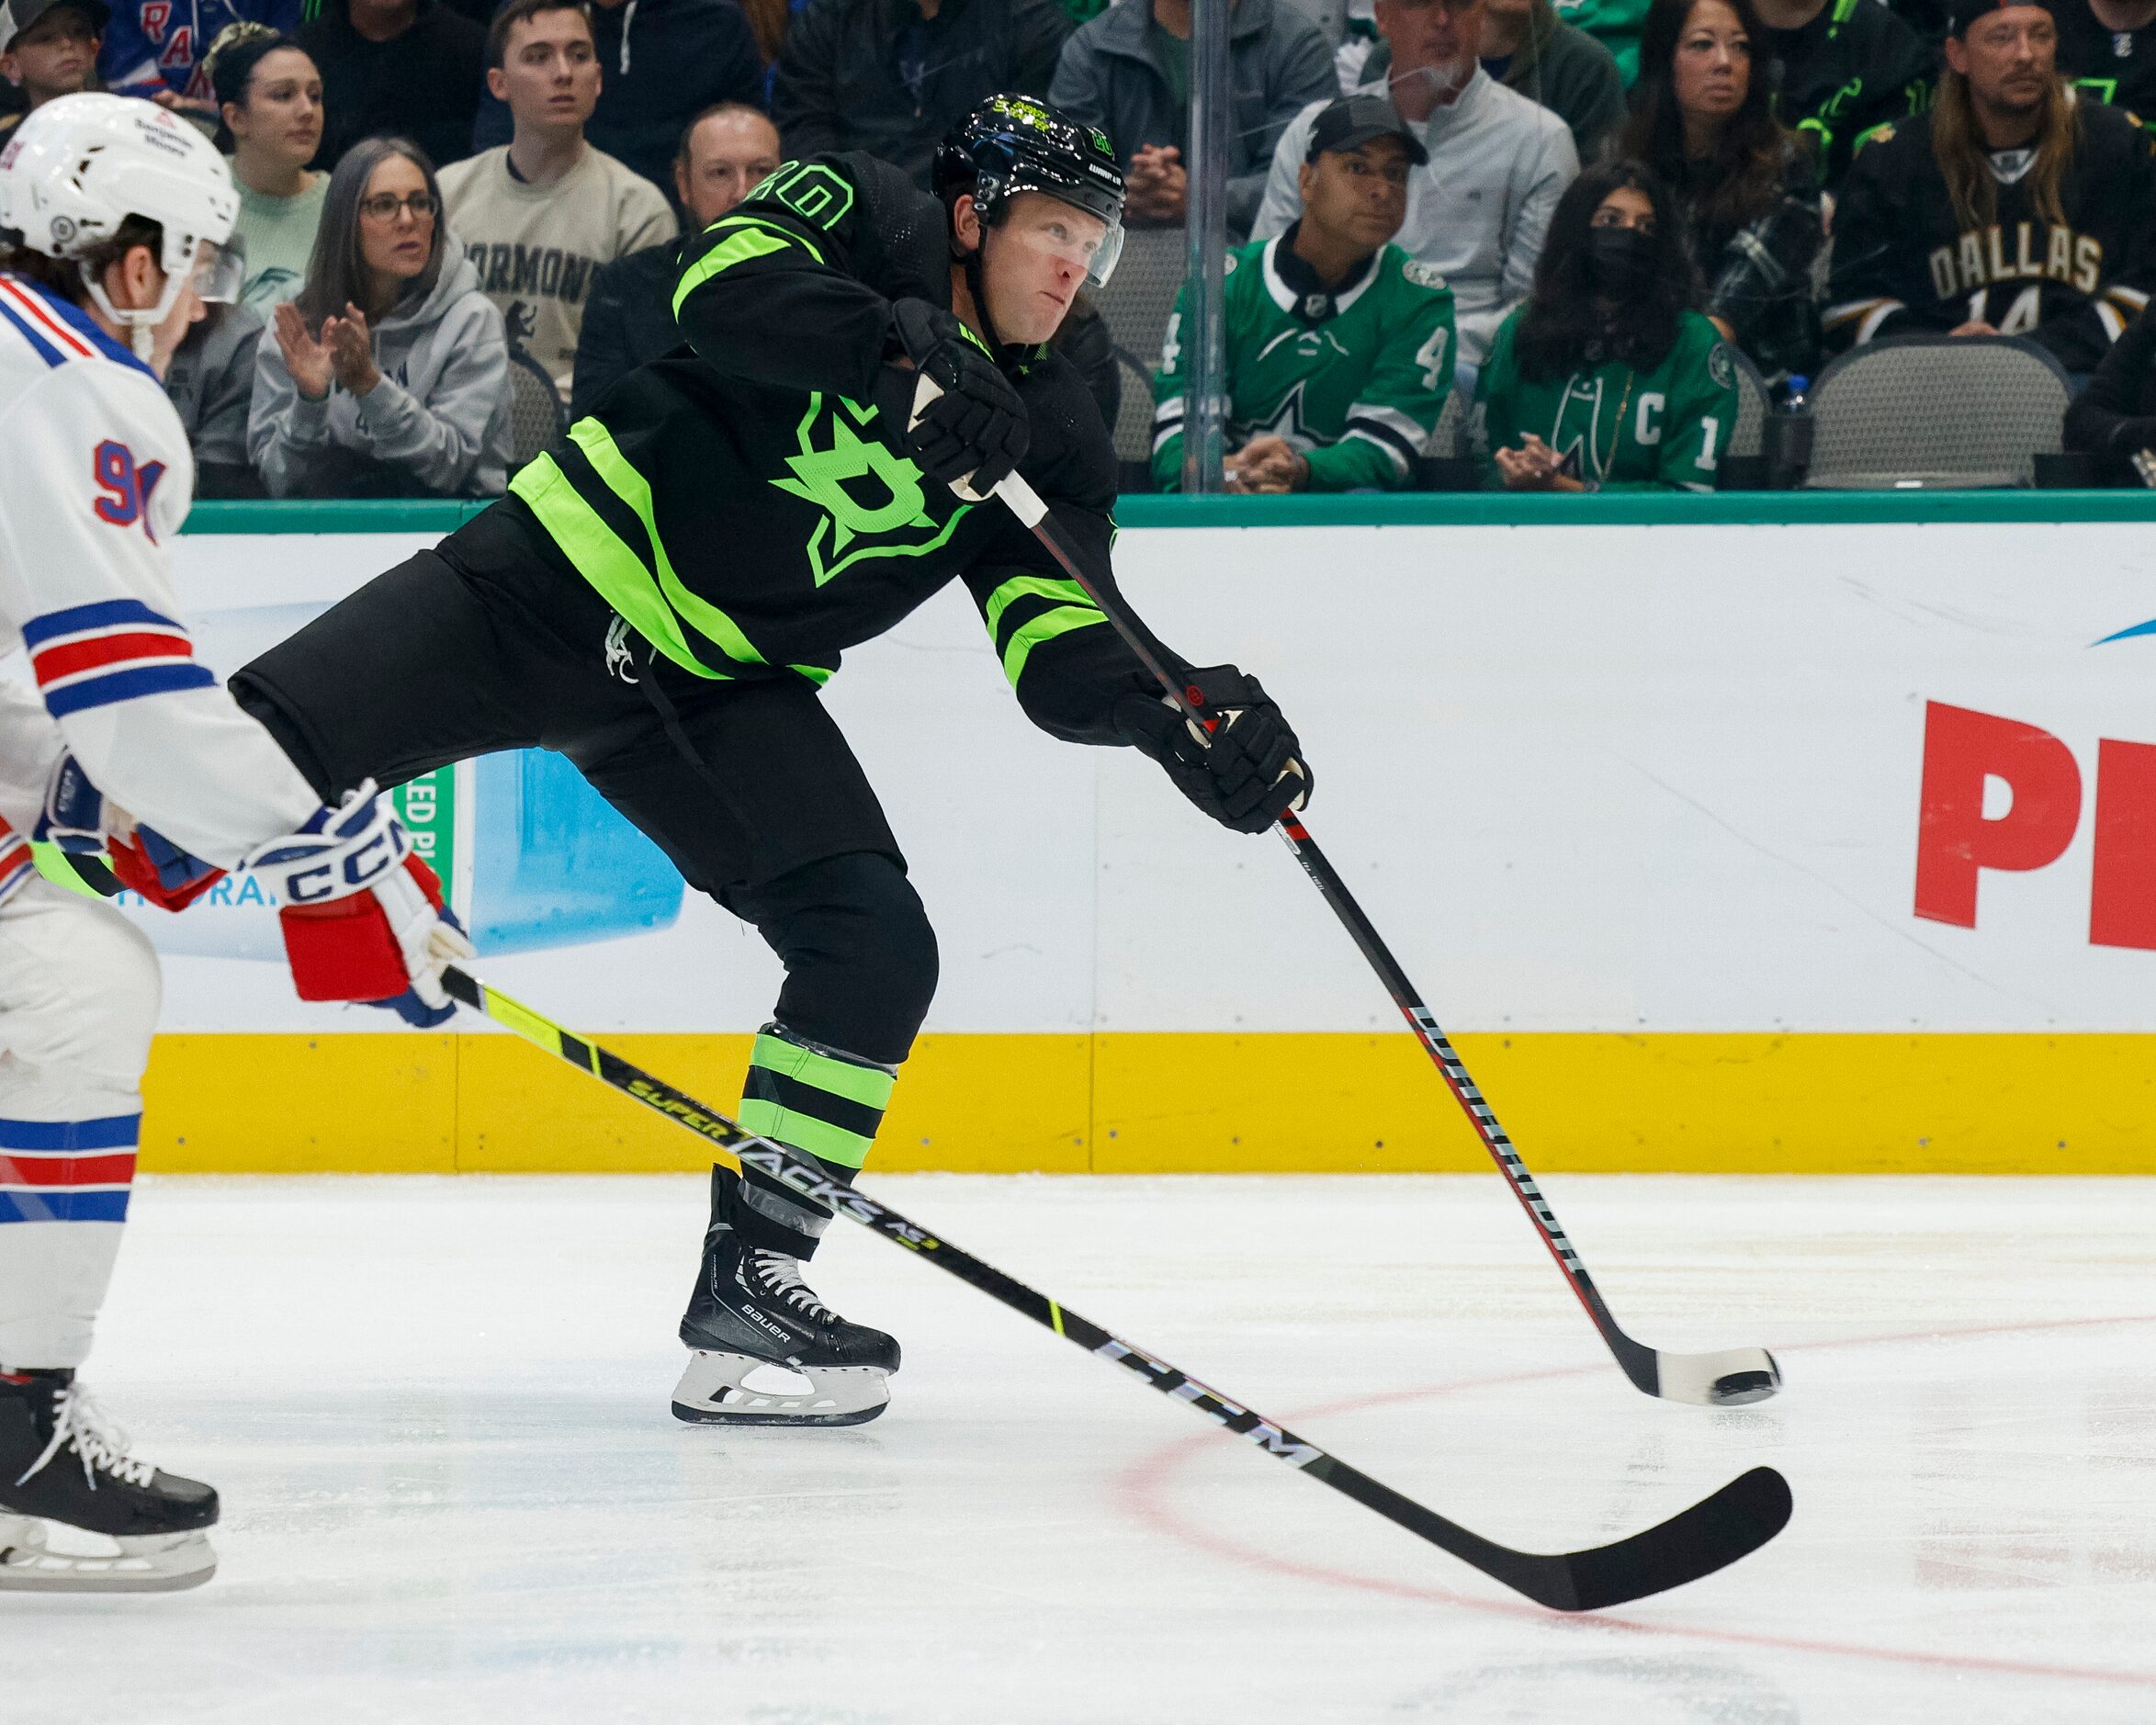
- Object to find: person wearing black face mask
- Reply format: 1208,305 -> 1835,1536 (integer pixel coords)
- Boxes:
1586,221 -> 1661,298
1472,157 -> 1743,490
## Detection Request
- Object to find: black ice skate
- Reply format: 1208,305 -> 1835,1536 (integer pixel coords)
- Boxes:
674,1225 -> 900,1427
0,1370 -> 218,1593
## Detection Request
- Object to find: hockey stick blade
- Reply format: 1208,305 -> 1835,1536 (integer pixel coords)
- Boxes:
440,965 -> 1791,1611
982,466 -> 1781,1410
1625,1338 -> 1782,1408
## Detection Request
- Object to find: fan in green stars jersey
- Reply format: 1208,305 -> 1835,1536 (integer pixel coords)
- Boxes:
1472,157 -> 1740,492
1152,95 -> 1457,493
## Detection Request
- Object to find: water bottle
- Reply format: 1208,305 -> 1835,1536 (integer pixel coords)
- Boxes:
1764,374 -> 1814,490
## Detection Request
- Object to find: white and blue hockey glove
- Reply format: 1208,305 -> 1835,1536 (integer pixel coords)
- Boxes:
38,752 -> 225,910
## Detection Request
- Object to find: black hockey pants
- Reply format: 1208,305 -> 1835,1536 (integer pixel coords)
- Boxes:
231,502 -> 938,1257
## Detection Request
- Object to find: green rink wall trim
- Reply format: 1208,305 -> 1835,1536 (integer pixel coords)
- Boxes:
141,1031 -> 2156,1175
183,490 -> 2156,536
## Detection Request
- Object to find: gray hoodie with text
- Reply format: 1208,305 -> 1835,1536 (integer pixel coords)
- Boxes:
248,244 -> 514,500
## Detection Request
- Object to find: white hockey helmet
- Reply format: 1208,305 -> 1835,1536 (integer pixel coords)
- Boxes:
0,93 -> 244,352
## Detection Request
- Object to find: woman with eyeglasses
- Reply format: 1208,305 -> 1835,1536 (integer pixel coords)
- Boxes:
249,136 -> 514,498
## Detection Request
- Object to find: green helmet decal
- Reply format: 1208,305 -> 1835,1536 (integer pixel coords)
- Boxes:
987,95 -> 1055,130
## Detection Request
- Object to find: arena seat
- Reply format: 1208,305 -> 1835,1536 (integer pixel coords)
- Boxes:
1804,334 -> 2071,489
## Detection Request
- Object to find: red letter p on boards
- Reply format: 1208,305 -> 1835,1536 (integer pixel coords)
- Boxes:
2091,738 -> 2156,951
1914,701 -> 2082,927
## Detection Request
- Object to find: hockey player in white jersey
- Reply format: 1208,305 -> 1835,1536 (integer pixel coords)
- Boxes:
0,94 -> 471,1591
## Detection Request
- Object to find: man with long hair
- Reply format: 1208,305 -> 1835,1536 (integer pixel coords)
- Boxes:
1825,0 -> 2156,370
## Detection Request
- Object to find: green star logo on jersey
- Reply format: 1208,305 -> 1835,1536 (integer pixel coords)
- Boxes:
772,395 -> 973,586
1247,378 -> 1322,449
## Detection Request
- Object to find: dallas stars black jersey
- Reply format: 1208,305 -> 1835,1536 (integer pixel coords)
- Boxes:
2050,1 -> 2156,132
1824,99 -> 2156,372
1757,0 -> 1935,191
502,152 -> 1160,746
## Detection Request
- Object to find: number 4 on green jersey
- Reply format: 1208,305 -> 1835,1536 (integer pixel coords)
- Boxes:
1152,238 -> 1457,492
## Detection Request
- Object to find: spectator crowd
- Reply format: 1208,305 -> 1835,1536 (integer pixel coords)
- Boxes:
3,0 -> 2153,495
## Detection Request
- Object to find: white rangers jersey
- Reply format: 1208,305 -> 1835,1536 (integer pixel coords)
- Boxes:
0,270 -> 319,901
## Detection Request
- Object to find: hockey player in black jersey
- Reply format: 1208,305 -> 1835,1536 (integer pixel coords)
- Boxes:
229,96 -> 1312,1428
1825,0 -> 2156,369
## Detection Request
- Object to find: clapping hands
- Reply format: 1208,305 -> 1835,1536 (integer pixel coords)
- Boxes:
271,300 -> 383,402
1493,434 -> 1581,492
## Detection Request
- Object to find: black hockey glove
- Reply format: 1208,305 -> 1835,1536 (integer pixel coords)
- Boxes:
882,297 -> 1028,494
1115,666 -> 1313,835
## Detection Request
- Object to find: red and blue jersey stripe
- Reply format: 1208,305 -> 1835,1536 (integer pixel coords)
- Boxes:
0,1114 -> 139,1224
24,598 -> 217,719
0,818 -> 33,910
0,274 -> 157,378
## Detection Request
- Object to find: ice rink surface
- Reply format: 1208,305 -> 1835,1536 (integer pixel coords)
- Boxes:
15,1173 -> 2155,1723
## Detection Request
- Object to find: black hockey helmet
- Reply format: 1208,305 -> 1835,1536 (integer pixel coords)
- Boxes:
932,94 -> 1127,288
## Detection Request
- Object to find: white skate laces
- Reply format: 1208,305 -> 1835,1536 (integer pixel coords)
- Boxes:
749,1250 -> 834,1323
16,1383 -> 156,1493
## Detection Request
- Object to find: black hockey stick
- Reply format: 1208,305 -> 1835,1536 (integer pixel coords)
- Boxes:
440,964 -> 1790,1612
976,465 -> 1779,1408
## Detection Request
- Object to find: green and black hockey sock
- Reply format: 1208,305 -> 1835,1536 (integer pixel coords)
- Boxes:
721,1021 -> 896,1259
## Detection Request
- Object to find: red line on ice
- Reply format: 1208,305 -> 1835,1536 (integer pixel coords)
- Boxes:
1115,1312 -> 2156,1690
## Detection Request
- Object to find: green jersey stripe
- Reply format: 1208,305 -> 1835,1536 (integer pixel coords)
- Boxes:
982,572 -> 1097,637
1000,604 -> 1111,688
671,219 -> 822,318
508,452 -> 731,680
570,420 -> 770,669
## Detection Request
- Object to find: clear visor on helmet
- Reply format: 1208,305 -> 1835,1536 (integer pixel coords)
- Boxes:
188,236 -> 246,306
1001,197 -> 1124,288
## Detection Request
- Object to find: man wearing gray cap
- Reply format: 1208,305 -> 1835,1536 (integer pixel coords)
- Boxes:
1253,0 -> 1577,366
1155,95 -> 1458,491
0,0 -> 107,143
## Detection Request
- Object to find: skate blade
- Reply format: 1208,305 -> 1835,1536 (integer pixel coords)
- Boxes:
0,1519 -> 216,1594
670,1350 -> 891,1428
